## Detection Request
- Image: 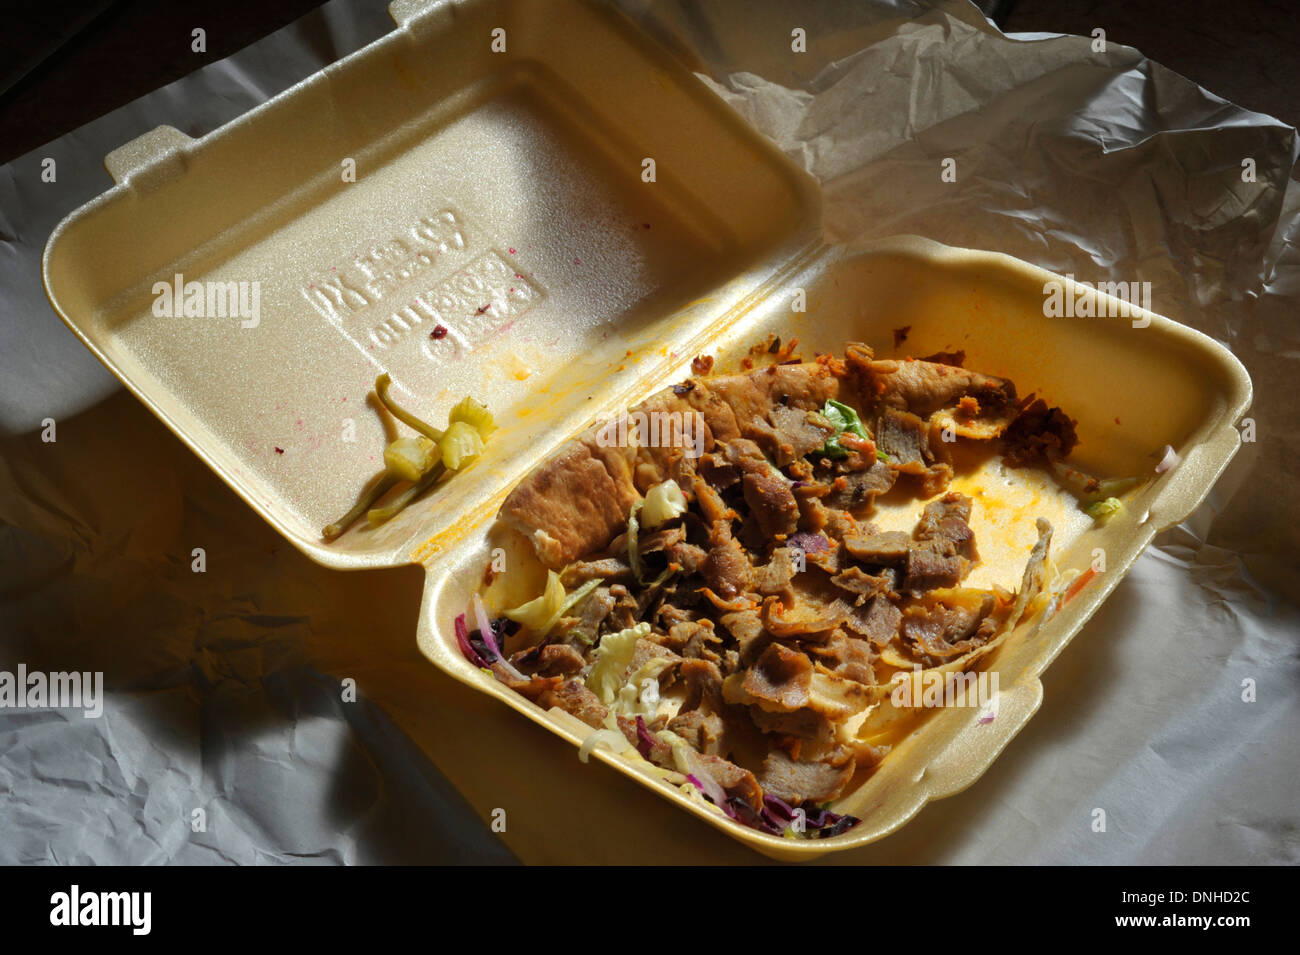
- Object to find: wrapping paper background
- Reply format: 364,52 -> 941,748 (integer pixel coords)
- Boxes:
1,0 -> 1297,864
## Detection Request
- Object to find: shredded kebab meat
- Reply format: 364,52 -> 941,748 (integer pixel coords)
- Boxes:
477,344 -> 1072,835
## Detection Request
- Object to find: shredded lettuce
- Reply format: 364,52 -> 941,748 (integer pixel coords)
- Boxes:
503,572 -> 603,640
817,399 -> 869,459
610,656 -> 675,717
645,565 -> 677,590
655,729 -> 697,776
641,479 -> 687,529
627,500 -> 645,582
577,728 -> 631,764
587,623 -> 651,704
503,569 -> 565,633
539,577 -> 603,639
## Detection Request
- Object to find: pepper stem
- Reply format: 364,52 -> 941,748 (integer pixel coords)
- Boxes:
375,374 -> 445,441
367,462 -> 448,526
322,473 -> 398,540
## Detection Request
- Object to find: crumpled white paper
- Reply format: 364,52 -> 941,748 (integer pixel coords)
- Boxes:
1,0 -> 1297,864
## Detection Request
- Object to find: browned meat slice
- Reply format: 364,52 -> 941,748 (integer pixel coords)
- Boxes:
1002,398 -> 1080,467
560,558 -> 632,587
842,529 -> 912,564
740,643 -> 813,711
696,753 -> 764,811
671,619 -> 722,663
903,492 -> 979,595
762,594 -> 852,639
724,438 -> 799,538
664,539 -> 707,574
901,592 -> 997,659
736,419 -> 787,465
706,361 -> 843,431
787,457 -> 815,480
757,748 -> 856,804
616,714 -> 675,764
491,667 -> 563,702
807,630 -> 876,685
655,603 -> 700,634
822,460 -> 897,511
625,389 -> 709,492
821,507 -> 865,542
637,525 -> 686,555
736,513 -> 768,552
539,679 -> 608,728
629,637 -> 682,675
844,594 -> 903,647
753,547 -> 801,601
606,584 -> 639,632
914,492 -> 977,557
795,493 -> 830,534
719,608 -> 770,663
690,362 -> 843,465
851,353 -> 1015,417
678,377 -> 741,444
692,475 -> 753,599
692,475 -> 735,526
524,643 -> 586,677
873,519 -> 1055,670
699,588 -> 759,613
621,639 -> 670,675
668,709 -> 726,755
917,461 -> 954,497
563,586 -> 614,644
903,548 -> 964,593
678,657 -> 726,711
681,662 -> 776,760
767,404 -> 837,465
697,451 -> 740,489
875,407 -> 932,474
749,707 -> 834,744
804,541 -> 845,575
500,437 -> 640,569
742,470 -> 800,538
657,618 -> 692,653
701,536 -> 753,600
829,566 -> 892,601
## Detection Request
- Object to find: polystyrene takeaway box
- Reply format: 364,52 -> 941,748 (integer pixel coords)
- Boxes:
43,0 -> 1251,859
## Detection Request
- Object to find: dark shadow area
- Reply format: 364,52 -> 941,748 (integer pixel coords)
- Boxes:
1004,0 -> 1300,130
0,0 -> 333,163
